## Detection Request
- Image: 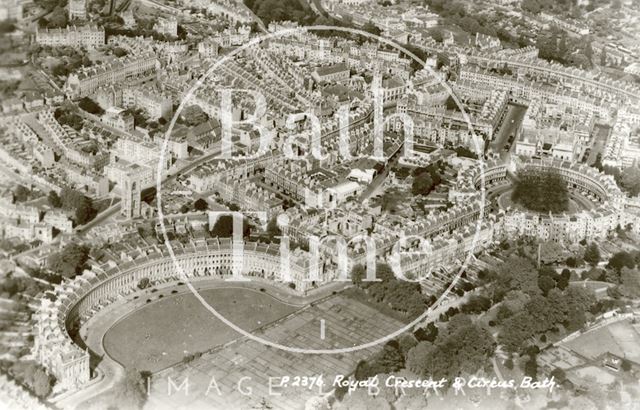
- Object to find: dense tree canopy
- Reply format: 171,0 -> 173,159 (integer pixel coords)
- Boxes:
406,314 -> 495,379
350,263 -> 429,318
47,243 -> 90,279
111,368 -> 149,409
78,97 -> 104,115
511,170 -> 569,213
58,187 -> 98,225
498,286 -> 595,352
8,361 -> 54,398
193,198 -> 209,211
608,251 -> 636,272
584,243 -> 601,266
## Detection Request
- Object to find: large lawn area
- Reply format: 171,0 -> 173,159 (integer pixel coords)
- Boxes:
103,287 -> 300,372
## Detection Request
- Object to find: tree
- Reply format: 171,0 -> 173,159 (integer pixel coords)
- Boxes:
407,317 -> 495,379
461,295 -> 492,314
619,166 -> 640,196
47,243 -> 90,279
60,187 -> 97,225
112,368 -> 149,409
584,39 -> 593,63
10,361 -> 54,398
492,256 -> 541,301
398,334 -> 418,356
0,20 -> 15,33
137,277 -> 150,290
75,196 -> 97,225
13,185 -> 30,202
362,22 -> 381,36
413,322 -> 438,342
511,170 -> 569,213
608,251 -> 636,272
113,47 -> 128,57
538,274 -> 556,296
46,7 -> 68,28
411,173 -> 433,196
31,368 -> 54,398
266,216 -> 280,240
368,342 -> 405,375
193,198 -> 208,211
504,357 -> 514,370
583,267 -> 604,281
48,191 -> 62,208
180,105 -> 209,126
550,367 -> 566,382
600,48 -> 607,66
621,358 -> 632,372
524,355 -> 538,380
406,341 -> 436,376
583,243 -> 601,266
78,97 -> 104,115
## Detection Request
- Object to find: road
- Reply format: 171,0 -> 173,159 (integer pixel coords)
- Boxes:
489,104 -> 528,155
587,124 -> 610,166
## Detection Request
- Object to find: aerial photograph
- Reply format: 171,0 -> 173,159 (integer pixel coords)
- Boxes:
0,0 -> 639,409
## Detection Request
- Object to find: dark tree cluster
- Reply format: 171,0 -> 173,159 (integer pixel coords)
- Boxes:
511,169 -> 569,213
423,0 -> 532,47
460,295 -> 492,314
521,0 -> 575,14
498,286 -> 595,352
111,368 -> 150,409
351,314 -> 495,384
3,361 -> 55,398
351,263 -> 429,318
354,340 -> 405,380
78,97 -> 104,115
536,28 -> 593,69
411,162 -> 444,197
244,0 -> 314,26
454,146 -> 479,159
60,187 -> 97,225
47,243 -> 90,279
54,104 -> 83,131
406,314 -> 496,380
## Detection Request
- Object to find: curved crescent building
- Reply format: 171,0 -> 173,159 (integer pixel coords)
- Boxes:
470,158 -> 627,244
34,239 -> 313,392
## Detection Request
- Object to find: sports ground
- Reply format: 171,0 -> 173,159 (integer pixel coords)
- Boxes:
564,318 -> 640,363
102,287 -> 300,372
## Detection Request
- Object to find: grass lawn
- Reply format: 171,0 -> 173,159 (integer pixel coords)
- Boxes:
103,287 -> 300,372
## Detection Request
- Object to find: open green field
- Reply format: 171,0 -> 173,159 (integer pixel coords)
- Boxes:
103,287 -> 300,372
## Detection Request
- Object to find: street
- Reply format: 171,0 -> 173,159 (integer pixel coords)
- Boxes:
489,104 -> 528,157
586,124 -> 610,166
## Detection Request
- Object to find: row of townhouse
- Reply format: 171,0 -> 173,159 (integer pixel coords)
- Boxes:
217,175 -> 283,219
465,53 -> 640,104
602,116 -> 639,169
458,65 -> 611,118
34,25 -> 104,47
64,53 -> 160,98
